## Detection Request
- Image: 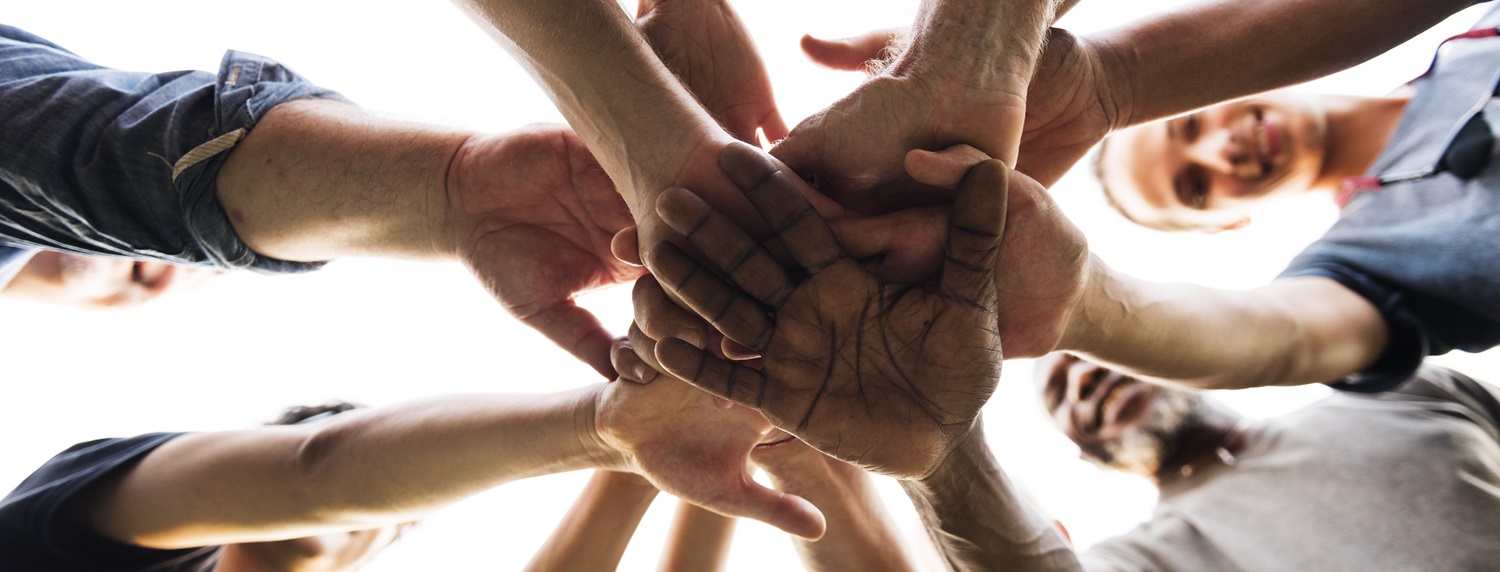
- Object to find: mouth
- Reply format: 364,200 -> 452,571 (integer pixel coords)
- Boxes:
1088,374 -> 1150,435
1250,108 -> 1281,178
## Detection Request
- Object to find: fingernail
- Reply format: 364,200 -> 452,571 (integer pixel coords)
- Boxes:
634,364 -> 658,382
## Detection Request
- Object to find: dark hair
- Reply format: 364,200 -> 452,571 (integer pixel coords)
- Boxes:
268,402 -> 362,426
1093,136 -> 1194,232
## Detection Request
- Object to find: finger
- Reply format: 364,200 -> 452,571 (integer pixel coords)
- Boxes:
656,337 -> 770,410
611,336 -> 659,384
905,145 -> 991,189
800,29 -> 903,73
633,274 -> 709,349
941,160 -> 1010,308
645,242 -> 776,352
655,187 -> 795,307
830,209 -> 947,283
760,109 -> 790,146
713,476 -> 827,540
611,226 -> 642,266
523,303 -> 618,380
718,142 -> 844,273
721,338 -> 761,361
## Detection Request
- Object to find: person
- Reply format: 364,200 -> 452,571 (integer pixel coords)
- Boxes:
0,360 -> 833,572
0,24 -> 641,377
654,1 -> 1500,394
1035,352 -> 1500,571
1,246 -> 215,308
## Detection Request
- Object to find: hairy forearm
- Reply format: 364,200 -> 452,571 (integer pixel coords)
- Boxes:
96,387 -> 617,548
1061,258 -> 1387,389
450,0 -> 725,212
1095,0 -> 1475,127
900,428 -> 1078,572
526,471 -> 660,572
216,99 -> 465,262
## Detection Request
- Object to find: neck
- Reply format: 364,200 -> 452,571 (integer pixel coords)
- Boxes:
1153,405 -> 1244,485
1311,94 -> 1411,191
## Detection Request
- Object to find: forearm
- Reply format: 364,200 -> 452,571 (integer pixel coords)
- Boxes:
899,428 -> 1078,572
525,471 -> 660,572
450,0 -> 727,213
216,98 -> 465,262
1095,0 -> 1475,127
658,502 -> 737,572
1060,258 -> 1387,389
762,456 -> 913,571
94,387 -> 618,547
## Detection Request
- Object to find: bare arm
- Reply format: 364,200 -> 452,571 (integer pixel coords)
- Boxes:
901,427 -> 1080,572
1061,264 -> 1388,389
87,389 -> 616,549
658,502 -> 737,572
1096,0 -> 1479,128
525,471 -> 660,572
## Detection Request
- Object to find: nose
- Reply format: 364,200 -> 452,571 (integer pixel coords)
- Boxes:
1182,126 -> 1254,177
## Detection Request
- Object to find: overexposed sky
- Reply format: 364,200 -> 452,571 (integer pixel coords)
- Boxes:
1,1 -> 1496,570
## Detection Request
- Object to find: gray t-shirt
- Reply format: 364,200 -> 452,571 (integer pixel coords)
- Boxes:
1086,367 -> 1500,571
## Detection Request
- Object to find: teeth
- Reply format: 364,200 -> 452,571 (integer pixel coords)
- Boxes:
1100,382 -> 1129,418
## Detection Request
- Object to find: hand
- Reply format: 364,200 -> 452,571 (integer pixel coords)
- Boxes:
446,125 -> 646,378
797,28 -> 1121,189
1016,28 -> 1121,187
638,0 -> 788,144
643,142 -> 1008,479
593,368 -> 826,539
772,38 -> 1026,214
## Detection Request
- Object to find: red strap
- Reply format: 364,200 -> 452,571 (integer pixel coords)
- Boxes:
1336,176 -> 1381,208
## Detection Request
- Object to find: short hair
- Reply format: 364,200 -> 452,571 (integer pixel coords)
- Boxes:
1093,136 -> 1193,232
268,402 -> 362,426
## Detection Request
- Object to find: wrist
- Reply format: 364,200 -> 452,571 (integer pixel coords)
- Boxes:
890,0 -> 1051,93
579,384 -> 631,472
1057,254 -> 1119,355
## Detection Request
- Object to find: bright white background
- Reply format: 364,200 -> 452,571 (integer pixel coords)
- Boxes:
1,1 -> 1496,570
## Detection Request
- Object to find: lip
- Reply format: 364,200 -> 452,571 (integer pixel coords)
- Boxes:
1077,372 -> 1154,439
1249,109 -> 1282,178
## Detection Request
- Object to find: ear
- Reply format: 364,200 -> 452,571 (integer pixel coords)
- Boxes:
1206,218 -> 1250,233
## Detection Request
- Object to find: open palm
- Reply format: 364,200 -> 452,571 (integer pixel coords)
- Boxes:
647,142 -> 1009,479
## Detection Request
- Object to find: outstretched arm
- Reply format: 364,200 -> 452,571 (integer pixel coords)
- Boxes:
216,99 -> 641,377
525,471 -> 661,572
658,502 -> 738,571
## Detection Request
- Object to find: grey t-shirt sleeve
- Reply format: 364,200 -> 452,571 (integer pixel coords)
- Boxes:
1085,513 -> 1235,572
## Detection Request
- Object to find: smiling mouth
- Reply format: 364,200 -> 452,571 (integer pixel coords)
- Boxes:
1090,377 -> 1133,433
1251,108 -> 1280,177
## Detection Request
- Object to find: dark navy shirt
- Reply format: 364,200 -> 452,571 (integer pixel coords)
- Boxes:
0,433 -> 222,571
1282,6 -> 1500,392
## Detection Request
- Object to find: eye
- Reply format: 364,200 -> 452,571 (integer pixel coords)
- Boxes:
1183,114 -> 1201,142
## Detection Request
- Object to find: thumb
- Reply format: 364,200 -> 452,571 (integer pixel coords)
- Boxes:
610,226 -> 642,266
800,29 -> 904,73
711,476 -> 827,540
523,302 -> 619,380
905,144 -> 992,189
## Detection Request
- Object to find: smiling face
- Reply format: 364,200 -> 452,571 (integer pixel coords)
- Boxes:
1035,353 -> 1210,477
1099,93 -> 1330,231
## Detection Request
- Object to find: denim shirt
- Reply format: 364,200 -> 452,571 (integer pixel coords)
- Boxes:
0,24 -> 343,273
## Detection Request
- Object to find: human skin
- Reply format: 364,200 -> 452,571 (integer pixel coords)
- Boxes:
2,251 -> 215,308
78,361 -> 823,558
215,99 -> 642,378
524,471 -> 660,572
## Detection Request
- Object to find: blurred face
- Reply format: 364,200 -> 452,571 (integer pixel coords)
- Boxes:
1035,353 -> 1209,477
1100,94 -> 1330,230
4,252 -> 215,308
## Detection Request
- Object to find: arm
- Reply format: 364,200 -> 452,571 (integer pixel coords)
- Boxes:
1060,267 -> 1388,389
216,99 -> 642,377
525,471 -> 660,572
752,439 -> 914,572
901,426 -> 1079,572
658,502 -> 737,572
87,388 -> 616,549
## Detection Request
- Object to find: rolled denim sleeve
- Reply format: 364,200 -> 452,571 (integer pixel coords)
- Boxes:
0,24 -> 345,273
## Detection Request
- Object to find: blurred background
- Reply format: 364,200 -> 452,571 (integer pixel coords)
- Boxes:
2,0 -> 1495,569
